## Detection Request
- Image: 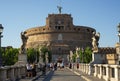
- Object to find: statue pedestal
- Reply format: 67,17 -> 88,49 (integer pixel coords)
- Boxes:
15,54 -> 27,66
91,52 -> 104,64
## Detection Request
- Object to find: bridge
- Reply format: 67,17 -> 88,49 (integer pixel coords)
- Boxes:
0,63 -> 120,81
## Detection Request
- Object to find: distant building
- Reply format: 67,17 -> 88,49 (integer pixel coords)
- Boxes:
22,8 -> 96,62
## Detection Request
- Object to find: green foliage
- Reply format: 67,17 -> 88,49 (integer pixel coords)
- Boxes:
40,46 -> 52,63
2,48 -> 19,66
26,46 -> 52,63
27,48 -> 37,63
84,47 -> 92,63
72,53 -> 76,62
72,46 -> 92,63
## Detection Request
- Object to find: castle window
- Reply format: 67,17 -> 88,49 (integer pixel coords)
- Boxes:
55,26 -> 64,30
58,34 -> 63,40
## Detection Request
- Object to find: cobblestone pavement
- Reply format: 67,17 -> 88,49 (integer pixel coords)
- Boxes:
35,68 -> 86,81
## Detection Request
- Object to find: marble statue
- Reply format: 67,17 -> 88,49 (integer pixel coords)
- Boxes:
92,32 -> 100,53
20,32 -> 27,54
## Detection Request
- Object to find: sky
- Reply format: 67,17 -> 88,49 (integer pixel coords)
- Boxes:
0,0 -> 120,48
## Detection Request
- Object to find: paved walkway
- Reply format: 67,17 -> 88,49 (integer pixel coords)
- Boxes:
68,68 -> 105,81
19,67 -> 105,81
35,68 -> 86,81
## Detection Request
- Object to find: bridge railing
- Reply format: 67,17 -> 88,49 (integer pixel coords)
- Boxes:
77,63 -> 120,81
0,65 -> 26,81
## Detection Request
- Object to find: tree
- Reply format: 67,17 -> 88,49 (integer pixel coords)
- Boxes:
27,48 -> 37,63
2,48 -> 19,66
84,47 -> 92,63
78,47 -> 92,63
40,46 -> 52,63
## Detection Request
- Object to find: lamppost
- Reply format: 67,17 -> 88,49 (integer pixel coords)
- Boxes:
0,24 -> 3,67
117,23 -> 120,43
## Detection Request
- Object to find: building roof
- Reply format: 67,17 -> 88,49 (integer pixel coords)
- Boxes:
98,47 -> 116,54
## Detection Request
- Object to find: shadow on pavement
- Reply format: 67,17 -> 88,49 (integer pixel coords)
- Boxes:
42,71 -> 55,81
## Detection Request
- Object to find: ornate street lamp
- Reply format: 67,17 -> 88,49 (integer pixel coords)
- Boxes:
0,24 -> 3,67
117,23 -> 120,43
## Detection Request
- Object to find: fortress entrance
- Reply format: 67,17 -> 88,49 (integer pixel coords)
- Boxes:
57,57 -> 63,63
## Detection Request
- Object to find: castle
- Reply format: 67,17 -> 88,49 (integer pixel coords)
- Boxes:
22,7 -> 96,62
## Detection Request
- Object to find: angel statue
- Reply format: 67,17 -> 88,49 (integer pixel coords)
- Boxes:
92,32 -> 100,53
20,32 -> 27,54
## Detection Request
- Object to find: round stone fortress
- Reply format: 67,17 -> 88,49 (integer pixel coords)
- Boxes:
23,13 -> 96,62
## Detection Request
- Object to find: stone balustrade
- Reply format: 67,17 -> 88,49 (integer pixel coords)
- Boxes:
0,65 -> 26,81
78,63 -> 120,81
1,63 -> 120,81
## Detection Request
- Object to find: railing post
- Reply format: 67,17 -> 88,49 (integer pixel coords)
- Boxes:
106,65 -> 110,81
86,64 -> 88,74
98,64 -> 102,79
88,63 -> 92,75
115,65 -> 119,81
83,64 -> 85,73
94,64 -> 97,77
